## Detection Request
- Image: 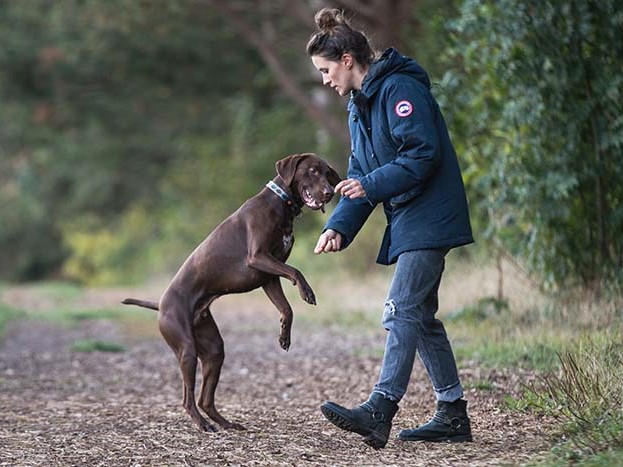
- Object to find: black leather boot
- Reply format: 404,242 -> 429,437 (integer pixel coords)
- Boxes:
398,399 -> 472,442
320,392 -> 399,449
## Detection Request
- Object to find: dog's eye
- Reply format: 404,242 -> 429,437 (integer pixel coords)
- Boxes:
309,167 -> 318,175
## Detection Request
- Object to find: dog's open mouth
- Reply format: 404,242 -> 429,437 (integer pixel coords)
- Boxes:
302,189 -> 326,213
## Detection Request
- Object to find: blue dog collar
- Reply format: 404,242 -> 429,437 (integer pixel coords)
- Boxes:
266,180 -> 301,216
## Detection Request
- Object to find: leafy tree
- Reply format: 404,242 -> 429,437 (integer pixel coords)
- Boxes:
0,1 -> 304,281
443,0 -> 623,292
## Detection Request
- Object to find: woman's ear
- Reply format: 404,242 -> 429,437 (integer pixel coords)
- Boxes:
342,53 -> 353,70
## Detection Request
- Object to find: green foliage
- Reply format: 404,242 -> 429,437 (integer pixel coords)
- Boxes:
443,0 -> 623,291
409,0 -> 462,79
61,210 -> 159,285
447,296 -> 509,324
58,93 -> 321,284
71,339 -> 126,353
0,0 -> 300,282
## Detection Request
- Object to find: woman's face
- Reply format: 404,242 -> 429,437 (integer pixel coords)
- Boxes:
311,54 -> 355,96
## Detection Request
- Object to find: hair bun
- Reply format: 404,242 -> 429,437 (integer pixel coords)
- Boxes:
314,8 -> 346,32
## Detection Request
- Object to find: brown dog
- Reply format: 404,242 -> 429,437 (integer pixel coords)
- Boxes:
122,153 -> 340,432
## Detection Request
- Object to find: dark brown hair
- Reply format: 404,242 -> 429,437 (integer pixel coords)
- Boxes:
306,8 -> 375,66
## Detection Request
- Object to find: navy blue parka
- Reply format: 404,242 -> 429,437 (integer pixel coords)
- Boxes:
325,48 -> 474,265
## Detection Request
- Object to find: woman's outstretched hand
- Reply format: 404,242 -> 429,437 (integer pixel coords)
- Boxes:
314,229 -> 342,254
314,179 -> 365,254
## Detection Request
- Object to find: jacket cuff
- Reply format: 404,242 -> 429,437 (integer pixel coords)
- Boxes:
359,177 -> 377,206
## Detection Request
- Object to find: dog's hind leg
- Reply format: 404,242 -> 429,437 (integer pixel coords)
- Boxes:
158,300 -> 217,433
195,310 -> 245,430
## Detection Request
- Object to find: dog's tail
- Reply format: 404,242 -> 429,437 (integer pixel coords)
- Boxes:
121,297 -> 159,311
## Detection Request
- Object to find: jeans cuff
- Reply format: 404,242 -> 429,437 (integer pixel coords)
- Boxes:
434,382 -> 464,402
371,389 -> 400,403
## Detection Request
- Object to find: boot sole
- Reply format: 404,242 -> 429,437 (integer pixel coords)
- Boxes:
320,403 -> 388,450
398,432 -> 473,443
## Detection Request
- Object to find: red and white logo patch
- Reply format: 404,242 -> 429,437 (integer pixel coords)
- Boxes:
394,100 -> 413,118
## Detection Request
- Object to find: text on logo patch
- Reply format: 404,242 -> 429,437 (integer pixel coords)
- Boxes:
394,100 -> 413,117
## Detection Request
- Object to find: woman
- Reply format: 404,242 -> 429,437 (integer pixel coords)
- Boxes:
307,8 -> 474,449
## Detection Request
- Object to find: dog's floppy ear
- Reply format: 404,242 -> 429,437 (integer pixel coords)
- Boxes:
327,165 -> 342,187
276,154 -> 305,186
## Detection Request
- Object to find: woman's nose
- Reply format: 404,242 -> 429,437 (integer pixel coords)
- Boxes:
322,75 -> 331,86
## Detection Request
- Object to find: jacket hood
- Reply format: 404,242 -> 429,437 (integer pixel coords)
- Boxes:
359,48 -> 431,98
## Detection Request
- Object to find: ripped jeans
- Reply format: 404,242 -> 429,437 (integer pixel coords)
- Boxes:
373,249 -> 463,403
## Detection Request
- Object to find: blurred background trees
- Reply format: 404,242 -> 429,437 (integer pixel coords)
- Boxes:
443,0 -> 623,293
0,0 -> 621,297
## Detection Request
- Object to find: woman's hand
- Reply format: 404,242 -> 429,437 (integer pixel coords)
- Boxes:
335,178 -> 366,199
314,229 -> 342,254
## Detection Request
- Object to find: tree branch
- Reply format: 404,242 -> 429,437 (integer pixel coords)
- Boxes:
198,0 -> 349,147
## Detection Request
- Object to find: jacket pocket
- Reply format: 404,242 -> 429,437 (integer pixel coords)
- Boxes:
389,186 -> 423,207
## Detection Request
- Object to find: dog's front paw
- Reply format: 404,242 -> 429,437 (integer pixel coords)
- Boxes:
299,284 -> 316,305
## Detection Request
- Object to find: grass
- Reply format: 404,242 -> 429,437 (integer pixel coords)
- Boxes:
452,331 -> 569,371
0,281 -> 157,340
464,379 -> 495,391
71,339 -> 126,353
439,261 -> 623,465
0,302 -> 22,338
16,306 -> 158,340
519,333 -> 623,465
37,307 -> 145,325
25,280 -> 83,301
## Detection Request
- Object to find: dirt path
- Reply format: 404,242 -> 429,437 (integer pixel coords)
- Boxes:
0,288 -> 552,466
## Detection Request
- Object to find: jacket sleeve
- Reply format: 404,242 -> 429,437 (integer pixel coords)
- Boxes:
324,153 -> 376,249
359,81 -> 441,205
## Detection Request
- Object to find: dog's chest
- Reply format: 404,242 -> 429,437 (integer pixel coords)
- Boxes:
271,217 -> 294,259
272,227 -> 294,260
282,233 -> 293,252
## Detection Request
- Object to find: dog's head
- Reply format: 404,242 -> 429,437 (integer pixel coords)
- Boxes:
276,153 -> 341,212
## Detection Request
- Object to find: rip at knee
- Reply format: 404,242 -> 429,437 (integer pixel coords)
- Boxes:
382,298 -> 397,329
385,299 -> 397,314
